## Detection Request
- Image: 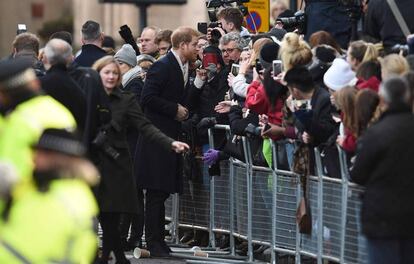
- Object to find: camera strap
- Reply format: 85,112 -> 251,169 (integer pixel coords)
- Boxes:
386,0 -> 411,37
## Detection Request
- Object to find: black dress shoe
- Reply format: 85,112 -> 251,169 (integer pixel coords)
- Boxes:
161,240 -> 172,253
125,239 -> 142,251
115,259 -> 131,264
148,242 -> 170,258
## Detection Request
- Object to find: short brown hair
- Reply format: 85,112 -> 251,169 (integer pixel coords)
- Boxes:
92,56 -> 122,88
13,32 -> 40,56
171,27 -> 201,49
217,7 -> 244,31
155,29 -> 173,45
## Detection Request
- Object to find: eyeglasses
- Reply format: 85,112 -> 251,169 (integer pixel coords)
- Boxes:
221,48 -> 238,54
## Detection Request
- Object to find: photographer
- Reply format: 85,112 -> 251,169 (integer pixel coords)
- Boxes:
216,7 -> 250,37
304,0 -> 352,49
365,0 -> 414,53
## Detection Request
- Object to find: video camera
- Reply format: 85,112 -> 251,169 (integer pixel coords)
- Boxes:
276,10 -> 306,34
198,0 -> 250,41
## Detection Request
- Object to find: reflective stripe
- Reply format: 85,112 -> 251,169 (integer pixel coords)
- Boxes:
0,240 -> 31,264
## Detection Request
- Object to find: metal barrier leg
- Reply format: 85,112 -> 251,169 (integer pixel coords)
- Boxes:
172,193 -> 180,244
242,137 -> 253,262
207,128 -> 216,249
209,176 -> 216,248
295,173 -> 302,264
229,158 -> 236,256
338,146 -> 349,264
271,141 -> 278,264
314,148 -> 324,264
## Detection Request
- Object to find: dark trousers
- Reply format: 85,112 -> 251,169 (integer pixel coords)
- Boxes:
305,1 -> 351,49
367,238 -> 414,264
99,212 -> 127,262
119,189 -> 145,244
145,189 -> 170,251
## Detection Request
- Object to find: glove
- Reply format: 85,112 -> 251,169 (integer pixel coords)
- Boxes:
119,25 -> 133,42
202,149 -> 220,166
119,24 -> 140,56
197,117 -> 217,131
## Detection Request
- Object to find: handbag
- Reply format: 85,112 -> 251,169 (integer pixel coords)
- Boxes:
296,182 -> 312,234
293,143 -> 312,234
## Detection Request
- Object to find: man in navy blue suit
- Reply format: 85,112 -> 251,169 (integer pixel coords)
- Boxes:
135,27 -> 203,257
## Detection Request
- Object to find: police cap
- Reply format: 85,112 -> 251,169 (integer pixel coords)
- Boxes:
33,128 -> 86,157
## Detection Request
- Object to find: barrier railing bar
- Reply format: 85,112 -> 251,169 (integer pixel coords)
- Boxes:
314,147 -> 324,264
273,247 -> 296,255
299,250 -> 318,258
321,254 -> 341,262
178,224 -> 210,231
172,253 -> 250,264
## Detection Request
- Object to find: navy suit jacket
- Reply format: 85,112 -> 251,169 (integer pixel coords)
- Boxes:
136,51 -> 197,193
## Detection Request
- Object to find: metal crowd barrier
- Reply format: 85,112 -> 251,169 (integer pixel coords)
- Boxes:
163,125 -> 367,264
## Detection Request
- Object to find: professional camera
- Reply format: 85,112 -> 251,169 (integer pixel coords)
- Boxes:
92,130 -> 120,160
276,10 -> 306,34
199,0 -> 250,34
197,22 -> 222,35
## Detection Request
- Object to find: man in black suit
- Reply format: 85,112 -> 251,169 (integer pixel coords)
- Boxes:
74,20 -> 106,67
135,27 -> 202,257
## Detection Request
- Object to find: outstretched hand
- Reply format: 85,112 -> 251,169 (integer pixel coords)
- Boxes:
171,141 -> 189,153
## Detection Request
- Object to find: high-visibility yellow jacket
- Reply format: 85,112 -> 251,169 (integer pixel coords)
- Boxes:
0,179 -> 98,264
0,95 -> 76,185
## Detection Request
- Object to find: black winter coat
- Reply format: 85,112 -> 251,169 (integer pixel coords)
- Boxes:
135,52 -> 198,194
191,70 -> 229,145
295,87 -> 336,147
74,44 -> 107,68
364,0 -> 414,49
40,64 -> 87,134
68,64 -> 110,154
350,105 -> 414,238
96,88 -> 174,213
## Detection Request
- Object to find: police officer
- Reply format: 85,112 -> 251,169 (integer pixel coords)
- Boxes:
0,58 -> 76,185
0,128 -> 99,264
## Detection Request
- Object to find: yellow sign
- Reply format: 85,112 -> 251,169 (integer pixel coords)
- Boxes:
244,0 -> 270,33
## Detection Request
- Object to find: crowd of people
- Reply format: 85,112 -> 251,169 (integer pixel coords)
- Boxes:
0,0 -> 414,263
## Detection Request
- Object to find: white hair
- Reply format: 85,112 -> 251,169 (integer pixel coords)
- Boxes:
44,38 -> 73,65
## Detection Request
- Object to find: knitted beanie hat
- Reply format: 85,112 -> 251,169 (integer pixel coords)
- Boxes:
114,44 -> 137,67
259,42 -> 280,70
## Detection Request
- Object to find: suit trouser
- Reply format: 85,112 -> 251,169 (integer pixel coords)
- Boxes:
145,189 -> 170,248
